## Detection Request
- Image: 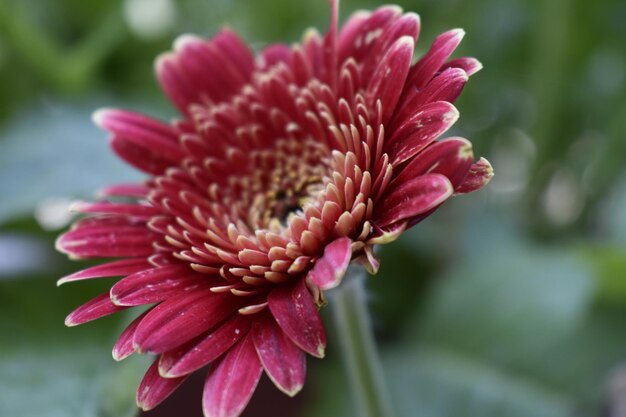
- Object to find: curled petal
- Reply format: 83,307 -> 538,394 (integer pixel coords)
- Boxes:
406,28 -> 465,89
202,335 -> 263,417
253,313 -> 306,397
374,173 -> 453,227
57,257 -> 151,286
308,237 -> 352,291
137,360 -> 187,411
455,157 -> 494,194
268,279 -> 326,358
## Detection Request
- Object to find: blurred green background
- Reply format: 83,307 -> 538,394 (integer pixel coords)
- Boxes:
1,0 -> 626,416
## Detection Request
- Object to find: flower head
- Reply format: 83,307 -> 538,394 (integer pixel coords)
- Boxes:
56,2 -> 492,416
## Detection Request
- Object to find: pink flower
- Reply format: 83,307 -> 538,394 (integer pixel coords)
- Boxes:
56,2 -> 492,417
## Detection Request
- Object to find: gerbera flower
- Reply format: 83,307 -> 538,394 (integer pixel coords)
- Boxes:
56,1 -> 493,416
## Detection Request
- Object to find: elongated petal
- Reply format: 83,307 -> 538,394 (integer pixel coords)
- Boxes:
71,201 -> 160,218
57,258 -> 151,286
253,314 -> 306,397
113,310 -> 150,361
93,109 -> 184,161
65,293 -> 128,327
202,335 -> 263,417
367,36 -> 415,123
159,314 -> 250,378
308,237 -> 352,290
137,360 -> 187,411
98,183 -> 150,198
110,136 -> 173,175
133,290 -> 239,354
406,28 -> 465,89
393,137 -> 475,189
374,173 -> 453,227
441,57 -> 483,76
387,101 -> 459,165
110,264 -> 207,306
455,157 -> 494,194
56,225 -> 156,258
268,279 -> 326,358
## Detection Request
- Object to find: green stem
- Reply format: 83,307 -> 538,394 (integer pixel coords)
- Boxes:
331,266 -> 394,417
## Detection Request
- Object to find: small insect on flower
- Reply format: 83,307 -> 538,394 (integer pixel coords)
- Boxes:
56,1 -> 493,416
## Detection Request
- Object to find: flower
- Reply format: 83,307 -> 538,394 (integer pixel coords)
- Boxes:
56,1 -> 493,416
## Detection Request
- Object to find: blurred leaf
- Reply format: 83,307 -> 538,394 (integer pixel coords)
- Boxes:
580,245 -> 626,306
0,100 -> 142,224
0,276 -> 147,417
381,242 -> 626,417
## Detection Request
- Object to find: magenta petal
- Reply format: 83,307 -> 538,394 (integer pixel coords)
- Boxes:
259,44 -> 292,69
374,173 -> 453,227
268,279 -> 326,358
308,237 -> 352,290
113,310 -> 149,361
110,136 -> 173,175
65,293 -> 128,327
406,28 -> 465,89
159,314 -> 251,378
99,183 -> 149,198
441,57 -> 483,77
133,290 -> 239,354
202,335 -> 263,417
110,264 -> 207,306
137,360 -> 187,411
57,258 -> 151,286
455,157 -> 494,194
56,224 -> 156,258
71,201 -> 160,218
393,137 -> 475,189
252,314 -> 306,397
367,36 -> 415,123
387,101 -> 459,165
93,109 -> 184,161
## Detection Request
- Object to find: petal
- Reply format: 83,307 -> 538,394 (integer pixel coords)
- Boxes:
110,264 -> 209,306
393,137 -> 475,189
406,28 -> 465,89
110,135 -> 173,175
133,290 -> 239,354
56,224 -> 156,259
268,279 -> 326,358
455,157 -> 494,194
98,183 -> 150,198
202,335 -> 263,417
386,101 -> 459,165
259,44 -> 292,70
374,173 -> 453,227
308,237 -> 352,291
367,36 -> 415,124
441,57 -> 483,77
71,201 -> 160,218
93,109 -> 184,161
57,257 -> 151,286
65,293 -> 128,327
113,310 -> 149,361
159,314 -> 251,378
136,360 -> 187,411
252,314 -> 306,397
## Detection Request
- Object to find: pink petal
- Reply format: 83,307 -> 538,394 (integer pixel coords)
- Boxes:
202,335 -> 263,417
455,157 -> 494,194
133,290 -> 239,354
394,67 -> 468,124
71,201 -> 160,218
110,136 -> 173,175
110,264 -> 208,306
406,28 -> 465,89
57,257 -> 151,286
374,173 -> 453,227
367,36 -> 415,124
159,314 -> 250,378
252,314 -> 306,397
387,101 -> 459,165
65,293 -> 128,327
56,225 -> 156,258
308,237 -> 352,291
441,57 -> 483,76
137,360 -> 187,411
268,279 -> 326,358
393,137 -> 475,189
93,109 -> 184,161
113,310 -> 149,361
259,44 -> 292,70
98,183 -> 150,198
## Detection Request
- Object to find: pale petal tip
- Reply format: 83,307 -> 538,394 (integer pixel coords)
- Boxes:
450,28 -> 466,40
173,33 -> 202,52
91,108 -> 113,128
64,315 -> 78,327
